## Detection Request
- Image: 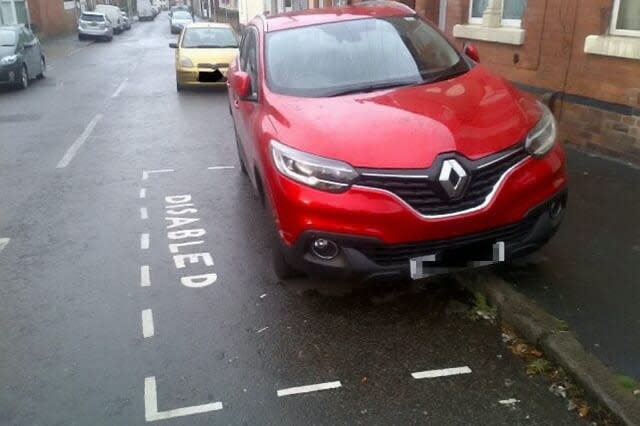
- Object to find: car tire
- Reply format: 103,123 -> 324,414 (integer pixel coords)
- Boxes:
272,244 -> 302,281
78,33 -> 84,41
17,65 -> 28,90
234,129 -> 248,175
36,56 -> 46,79
106,35 -> 113,42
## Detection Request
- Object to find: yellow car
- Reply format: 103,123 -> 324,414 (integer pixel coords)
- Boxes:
169,22 -> 239,91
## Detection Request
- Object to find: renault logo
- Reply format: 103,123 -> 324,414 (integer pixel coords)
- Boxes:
439,159 -> 468,198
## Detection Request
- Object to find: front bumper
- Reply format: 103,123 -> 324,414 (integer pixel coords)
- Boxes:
280,190 -> 567,283
176,66 -> 228,86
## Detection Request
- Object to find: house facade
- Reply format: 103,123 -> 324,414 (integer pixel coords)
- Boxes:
447,0 -> 640,162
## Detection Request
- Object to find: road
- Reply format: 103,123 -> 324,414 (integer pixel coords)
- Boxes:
0,15 -> 582,425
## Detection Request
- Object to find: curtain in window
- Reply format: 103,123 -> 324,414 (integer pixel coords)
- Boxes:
617,0 -> 640,31
502,0 -> 526,20
471,0 -> 488,18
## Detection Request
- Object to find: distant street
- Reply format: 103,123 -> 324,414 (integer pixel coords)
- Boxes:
0,15 -> 583,425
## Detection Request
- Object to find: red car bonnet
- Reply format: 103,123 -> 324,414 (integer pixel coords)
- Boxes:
263,65 -> 542,169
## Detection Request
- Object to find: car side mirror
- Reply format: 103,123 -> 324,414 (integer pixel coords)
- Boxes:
463,43 -> 480,62
230,71 -> 251,99
169,42 -> 178,48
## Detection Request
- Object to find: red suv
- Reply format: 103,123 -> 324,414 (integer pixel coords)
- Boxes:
228,2 -> 567,282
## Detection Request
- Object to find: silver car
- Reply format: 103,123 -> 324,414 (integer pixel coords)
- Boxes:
77,12 -> 114,42
170,11 -> 193,34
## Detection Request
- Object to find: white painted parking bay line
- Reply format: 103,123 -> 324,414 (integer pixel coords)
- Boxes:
411,366 -> 472,380
0,238 -> 10,254
140,207 -> 148,220
142,309 -> 154,338
207,166 -> 235,170
140,188 -> 146,199
144,377 -> 223,422
112,78 -> 128,98
142,169 -> 174,180
277,381 -> 342,397
141,233 -> 150,250
56,114 -> 103,168
141,265 -> 151,287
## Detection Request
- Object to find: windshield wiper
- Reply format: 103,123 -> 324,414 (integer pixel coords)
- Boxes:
325,80 -> 419,97
409,68 -> 469,87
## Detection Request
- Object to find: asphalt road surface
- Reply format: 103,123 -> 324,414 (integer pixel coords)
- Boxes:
0,15 -> 583,425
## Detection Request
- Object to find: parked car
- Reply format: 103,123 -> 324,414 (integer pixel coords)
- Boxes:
138,0 -> 155,21
169,22 -> 238,90
169,10 -> 194,34
227,2 -> 568,282
95,5 -> 125,34
169,5 -> 190,16
77,11 -> 114,41
0,25 -> 46,90
121,12 -> 131,30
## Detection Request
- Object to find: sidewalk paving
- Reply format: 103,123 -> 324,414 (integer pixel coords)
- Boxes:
39,32 -> 93,63
497,146 -> 640,380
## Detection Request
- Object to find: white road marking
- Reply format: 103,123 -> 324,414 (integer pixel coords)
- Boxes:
140,207 -> 148,220
144,377 -> 223,422
499,398 -> 520,405
141,265 -> 150,287
276,381 -> 342,397
0,238 -> 10,254
141,233 -> 150,250
207,166 -> 235,170
56,114 -> 103,168
112,78 -> 128,98
142,309 -> 154,338
256,326 -> 268,334
140,188 -> 146,199
142,169 -> 175,180
411,366 -> 472,380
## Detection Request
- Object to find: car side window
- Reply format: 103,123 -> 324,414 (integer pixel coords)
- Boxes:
239,28 -> 259,99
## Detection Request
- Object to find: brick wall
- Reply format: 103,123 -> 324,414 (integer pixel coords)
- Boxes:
445,0 -> 640,163
29,0 -> 79,36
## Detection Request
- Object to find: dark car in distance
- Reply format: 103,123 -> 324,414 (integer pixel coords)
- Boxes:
0,25 -> 46,90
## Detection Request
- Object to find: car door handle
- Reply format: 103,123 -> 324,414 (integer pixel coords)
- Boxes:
233,98 -> 240,108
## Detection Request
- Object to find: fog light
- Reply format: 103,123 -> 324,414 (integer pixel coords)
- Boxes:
550,199 -> 563,219
311,238 -> 339,260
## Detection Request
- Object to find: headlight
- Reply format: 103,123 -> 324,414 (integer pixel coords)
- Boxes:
0,55 -> 18,65
525,102 -> 557,157
270,140 -> 359,193
179,56 -> 193,67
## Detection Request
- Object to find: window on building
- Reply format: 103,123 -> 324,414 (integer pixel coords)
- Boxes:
611,0 -> 640,36
469,0 -> 527,27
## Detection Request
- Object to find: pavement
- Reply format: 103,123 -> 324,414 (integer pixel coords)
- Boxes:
0,13 -> 616,425
496,148 -> 640,381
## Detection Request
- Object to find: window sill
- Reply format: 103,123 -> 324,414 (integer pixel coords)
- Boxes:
584,35 -> 640,60
453,24 -> 525,46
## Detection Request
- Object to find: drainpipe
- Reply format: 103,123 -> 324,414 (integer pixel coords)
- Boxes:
24,0 -> 32,28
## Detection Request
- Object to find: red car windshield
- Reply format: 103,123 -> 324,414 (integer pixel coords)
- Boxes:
265,15 -> 467,98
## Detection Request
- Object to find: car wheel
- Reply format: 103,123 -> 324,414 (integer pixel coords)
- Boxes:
107,35 -> 113,42
37,56 -> 46,79
78,33 -> 84,41
17,65 -> 28,90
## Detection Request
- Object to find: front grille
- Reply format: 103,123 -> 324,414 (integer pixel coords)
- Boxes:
357,213 -> 538,266
356,146 -> 528,216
